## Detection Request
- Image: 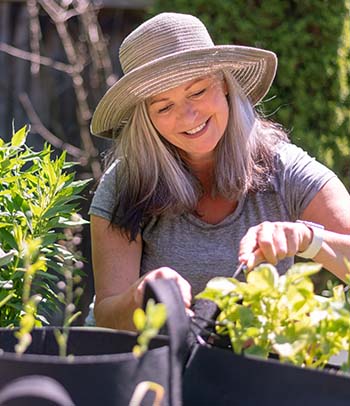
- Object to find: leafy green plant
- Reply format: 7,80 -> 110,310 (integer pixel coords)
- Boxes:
0,125 -> 89,329
54,269 -> 84,358
197,262 -> 350,369
133,299 -> 167,357
14,238 -> 45,354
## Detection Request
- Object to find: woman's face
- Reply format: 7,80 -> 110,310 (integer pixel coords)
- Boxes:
147,75 -> 229,162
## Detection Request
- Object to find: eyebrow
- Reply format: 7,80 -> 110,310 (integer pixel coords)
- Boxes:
185,77 -> 206,90
149,77 -> 208,106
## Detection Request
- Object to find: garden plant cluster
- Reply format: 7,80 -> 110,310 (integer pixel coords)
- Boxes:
198,262 -> 350,371
0,125 -> 88,352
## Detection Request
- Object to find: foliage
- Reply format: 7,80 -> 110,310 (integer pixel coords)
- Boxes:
133,299 -> 167,357
14,239 -> 44,354
54,269 -> 84,358
0,125 -> 89,328
149,0 -> 350,189
197,263 -> 350,369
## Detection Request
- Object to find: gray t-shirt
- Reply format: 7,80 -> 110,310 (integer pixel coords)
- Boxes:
89,142 -> 335,295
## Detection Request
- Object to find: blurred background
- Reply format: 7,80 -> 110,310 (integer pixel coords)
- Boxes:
1,0 -> 349,322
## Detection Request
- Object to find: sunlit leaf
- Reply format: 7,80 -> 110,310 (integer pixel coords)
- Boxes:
206,277 -> 237,295
246,264 -> 279,290
133,308 -> 147,331
11,125 -> 28,147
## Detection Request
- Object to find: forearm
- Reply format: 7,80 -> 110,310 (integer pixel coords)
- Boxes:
313,231 -> 350,281
94,282 -> 140,331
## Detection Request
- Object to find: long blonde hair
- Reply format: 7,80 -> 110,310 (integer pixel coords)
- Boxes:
108,70 -> 288,239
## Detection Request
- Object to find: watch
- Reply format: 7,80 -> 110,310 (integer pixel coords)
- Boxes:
296,220 -> 325,259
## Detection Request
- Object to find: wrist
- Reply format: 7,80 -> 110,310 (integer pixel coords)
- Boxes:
296,220 -> 325,259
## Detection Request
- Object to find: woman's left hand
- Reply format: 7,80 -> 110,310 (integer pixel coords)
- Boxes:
238,221 -> 312,270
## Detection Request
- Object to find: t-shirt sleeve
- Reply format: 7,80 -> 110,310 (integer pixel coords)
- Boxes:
273,142 -> 336,220
88,161 -> 118,221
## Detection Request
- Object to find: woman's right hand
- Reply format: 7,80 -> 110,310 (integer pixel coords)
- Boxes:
91,215 -> 193,330
134,267 -> 193,310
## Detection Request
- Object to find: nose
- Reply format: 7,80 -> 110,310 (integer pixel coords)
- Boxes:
177,101 -> 198,123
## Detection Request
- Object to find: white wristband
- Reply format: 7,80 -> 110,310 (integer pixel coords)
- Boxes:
296,220 -> 324,259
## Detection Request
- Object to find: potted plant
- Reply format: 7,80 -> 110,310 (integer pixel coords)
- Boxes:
184,262 -> 350,406
0,126 -> 189,406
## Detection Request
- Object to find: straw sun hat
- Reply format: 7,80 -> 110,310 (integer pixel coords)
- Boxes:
91,12 -> 277,139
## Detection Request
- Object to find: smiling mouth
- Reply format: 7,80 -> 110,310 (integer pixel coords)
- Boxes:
184,119 -> 209,135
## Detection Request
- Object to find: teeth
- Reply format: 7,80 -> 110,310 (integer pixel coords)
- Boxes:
186,121 -> 207,135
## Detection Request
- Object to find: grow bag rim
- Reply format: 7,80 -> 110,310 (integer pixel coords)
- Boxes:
200,344 -> 345,379
0,327 -> 169,364
0,344 -> 169,365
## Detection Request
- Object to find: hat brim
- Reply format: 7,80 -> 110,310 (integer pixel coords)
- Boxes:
91,45 -> 277,138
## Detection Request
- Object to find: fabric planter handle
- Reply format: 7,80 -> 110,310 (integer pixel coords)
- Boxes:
144,278 -> 190,406
0,279 -> 190,406
0,375 -> 75,405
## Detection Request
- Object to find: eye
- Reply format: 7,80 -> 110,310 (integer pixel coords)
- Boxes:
190,88 -> 207,98
157,104 -> 173,114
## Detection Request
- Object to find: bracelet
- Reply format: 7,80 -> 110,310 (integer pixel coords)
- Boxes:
296,220 -> 325,259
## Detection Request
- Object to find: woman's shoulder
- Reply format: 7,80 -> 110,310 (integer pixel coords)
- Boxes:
101,159 -> 120,179
270,141 -> 336,218
272,141 -> 328,176
273,141 -> 335,178
273,141 -> 308,165
88,160 -> 120,221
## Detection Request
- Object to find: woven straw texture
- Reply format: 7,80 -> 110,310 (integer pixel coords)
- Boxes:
91,13 -> 277,138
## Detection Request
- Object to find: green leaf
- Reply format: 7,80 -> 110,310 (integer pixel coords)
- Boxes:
237,306 -> 255,326
273,340 -> 307,359
0,292 -> 15,308
11,125 -> 28,147
133,308 -> 147,331
206,277 -> 237,295
246,264 -> 279,290
0,248 -> 17,266
65,311 -> 82,327
150,304 -> 167,329
0,229 -> 18,250
244,345 -> 268,358
286,262 -> 322,281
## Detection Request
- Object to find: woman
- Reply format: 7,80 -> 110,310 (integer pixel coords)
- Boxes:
89,12 -> 350,331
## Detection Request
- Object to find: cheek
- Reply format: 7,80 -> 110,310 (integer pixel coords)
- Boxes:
149,115 -> 174,139
214,94 -> 229,128
152,117 -> 166,135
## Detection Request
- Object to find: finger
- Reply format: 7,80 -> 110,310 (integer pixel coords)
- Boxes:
239,225 -> 260,262
284,224 -> 299,256
139,268 -> 193,308
246,249 -> 265,270
256,223 -> 278,265
175,277 -> 192,308
272,224 -> 288,261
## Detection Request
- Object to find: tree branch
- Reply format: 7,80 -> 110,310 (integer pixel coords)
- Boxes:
19,92 -> 86,162
0,42 -> 74,74
26,0 -> 41,75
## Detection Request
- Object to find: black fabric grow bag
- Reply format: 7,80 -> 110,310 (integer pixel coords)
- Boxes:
0,279 -> 189,406
183,300 -> 350,406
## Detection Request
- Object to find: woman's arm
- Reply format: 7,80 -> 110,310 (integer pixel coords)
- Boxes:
238,177 -> 350,280
91,215 -> 142,330
91,215 -> 192,331
300,176 -> 350,280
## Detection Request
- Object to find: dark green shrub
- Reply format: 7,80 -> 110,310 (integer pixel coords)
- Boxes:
149,0 -> 350,188
0,125 -> 89,327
